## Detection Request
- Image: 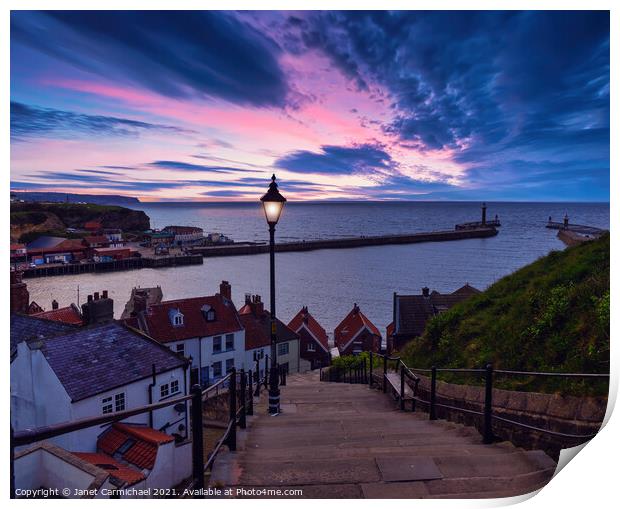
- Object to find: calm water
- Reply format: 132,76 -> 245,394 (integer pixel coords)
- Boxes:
27,202 -> 609,335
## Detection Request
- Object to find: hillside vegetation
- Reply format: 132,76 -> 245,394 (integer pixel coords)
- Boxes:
10,202 -> 150,243
402,234 -> 609,394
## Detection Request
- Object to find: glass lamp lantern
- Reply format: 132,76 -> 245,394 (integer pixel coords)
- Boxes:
260,174 -> 287,226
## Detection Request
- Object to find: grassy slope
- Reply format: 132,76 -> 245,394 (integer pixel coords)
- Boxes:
401,234 -> 609,394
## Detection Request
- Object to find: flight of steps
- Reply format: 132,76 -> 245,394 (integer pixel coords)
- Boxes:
209,371 -> 557,499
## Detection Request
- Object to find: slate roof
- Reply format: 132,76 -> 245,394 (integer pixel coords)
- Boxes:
26,236 -> 67,250
288,307 -> 329,351
10,313 -> 77,356
238,306 -> 299,351
39,322 -> 187,402
98,423 -> 173,470
129,295 -> 243,343
393,284 -> 481,337
334,304 -> 381,351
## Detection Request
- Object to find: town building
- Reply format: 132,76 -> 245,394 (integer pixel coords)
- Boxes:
288,306 -> 331,369
84,221 -> 102,232
10,309 -> 189,452
33,301 -> 83,326
334,304 -> 382,356
10,243 -> 28,267
163,225 -> 204,246
92,247 -> 132,262
84,235 -> 110,250
142,230 -> 175,248
387,284 -> 481,352
121,286 -> 164,320
103,228 -> 124,248
125,281 -> 245,387
25,236 -> 87,265
239,294 -> 301,376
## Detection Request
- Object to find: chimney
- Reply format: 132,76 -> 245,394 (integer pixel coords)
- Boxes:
10,271 -> 29,314
132,293 -> 147,316
245,293 -> 252,305
52,300 -> 59,310
422,287 -> 430,298
353,303 -> 360,314
81,289 -> 114,325
219,280 -> 231,301
302,306 -> 309,323
481,202 -> 487,225
254,295 -> 264,316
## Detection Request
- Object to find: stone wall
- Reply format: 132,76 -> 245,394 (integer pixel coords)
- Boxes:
375,372 -> 607,459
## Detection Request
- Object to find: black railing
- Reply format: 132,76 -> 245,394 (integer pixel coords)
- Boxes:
11,366 -> 267,498
372,354 -> 609,445
319,358 -> 368,384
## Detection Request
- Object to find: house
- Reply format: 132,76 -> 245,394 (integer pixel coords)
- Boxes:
125,281 -> 245,388
103,229 -> 124,248
84,235 -> 110,250
163,225 -> 204,246
387,284 -> 481,352
84,221 -> 102,232
121,286 -> 163,320
33,301 -> 83,326
10,243 -> 28,266
92,247 -> 132,262
13,442 -> 115,499
288,306 -> 331,369
239,294 -> 300,376
10,311 -> 189,452
334,303 -> 382,356
75,422 -> 191,492
142,230 -> 174,247
26,236 -> 87,264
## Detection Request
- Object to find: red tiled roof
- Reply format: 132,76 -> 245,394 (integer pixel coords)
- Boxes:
33,305 -> 83,326
334,305 -> 381,350
84,235 -> 109,245
98,423 -> 174,470
239,305 -> 299,351
27,238 -> 86,255
10,243 -> 26,250
132,295 -> 243,343
73,452 -> 145,486
288,307 -> 329,350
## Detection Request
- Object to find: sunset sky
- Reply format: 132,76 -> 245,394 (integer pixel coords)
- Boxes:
10,10 -> 610,202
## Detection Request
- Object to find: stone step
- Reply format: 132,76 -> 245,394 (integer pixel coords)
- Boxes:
212,450 -> 554,487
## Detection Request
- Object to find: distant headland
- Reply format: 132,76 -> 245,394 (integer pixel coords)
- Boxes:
10,191 -> 141,206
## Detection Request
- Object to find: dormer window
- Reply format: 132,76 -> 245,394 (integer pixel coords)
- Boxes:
201,304 -> 216,322
169,308 -> 184,327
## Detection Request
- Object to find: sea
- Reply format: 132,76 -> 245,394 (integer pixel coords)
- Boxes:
26,201 -> 609,335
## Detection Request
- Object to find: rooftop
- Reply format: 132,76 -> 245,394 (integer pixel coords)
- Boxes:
73,453 -> 145,487
33,304 -> 83,326
99,423 -> 174,470
334,304 -> 381,350
288,306 -> 329,351
239,295 -> 299,350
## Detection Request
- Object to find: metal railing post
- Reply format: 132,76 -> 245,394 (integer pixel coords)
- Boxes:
383,355 -> 387,393
254,360 -> 260,396
412,379 -> 419,412
430,366 -> 437,420
400,364 -> 405,411
228,368 -> 237,451
364,358 -> 368,384
369,352 -> 373,387
190,384 -> 205,491
483,364 -> 494,444
281,365 -> 287,386
264,356 -> 269,390
239,370 -> 247,429
247,370 -> 254,416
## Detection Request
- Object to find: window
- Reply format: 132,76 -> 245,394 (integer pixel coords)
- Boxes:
225,334 -> 234,351
175,343 -> 185,357
169,309 -> 184,327
226,358 -> 234,373
278,342 -> 289,356
213,336 -> 222,353
307,343 -> 316,352
117,439 -> 136,454
102,392 -> 125,414
201,304 -> 216,322
170,379 -> 179,394
212,361 -> 222,378
160,383 -> 169,398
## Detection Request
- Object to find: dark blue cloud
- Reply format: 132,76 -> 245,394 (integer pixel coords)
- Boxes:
11,102 -> 191,140
11,11 -> 288,107
148,161 -> 260,173
275,144 -> 393,175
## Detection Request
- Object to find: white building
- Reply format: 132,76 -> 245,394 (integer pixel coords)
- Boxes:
10,315 -> 190,453
126,281 -> 246,387
163,225 -> 204,246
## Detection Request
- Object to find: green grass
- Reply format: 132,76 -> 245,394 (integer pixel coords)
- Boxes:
400,233 -> 609,395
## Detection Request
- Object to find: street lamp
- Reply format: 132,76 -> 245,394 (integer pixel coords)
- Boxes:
260,174 -> 287,416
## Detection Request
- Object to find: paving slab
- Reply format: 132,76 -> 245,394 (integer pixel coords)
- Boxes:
376,456 -> 443,482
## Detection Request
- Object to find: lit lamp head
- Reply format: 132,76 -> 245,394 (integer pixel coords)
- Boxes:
260,174 -> 287,226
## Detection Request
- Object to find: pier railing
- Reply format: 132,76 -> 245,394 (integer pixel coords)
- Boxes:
11,365 -> 270,498
372,354 -> 608,446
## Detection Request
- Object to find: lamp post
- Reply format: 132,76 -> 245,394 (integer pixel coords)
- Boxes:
260,174 -> 287,416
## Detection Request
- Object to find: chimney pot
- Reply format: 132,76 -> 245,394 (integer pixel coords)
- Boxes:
52,299 -> 59,310
87,295 -> 93,302
102,290 -> 108,299
94,292 -> 100,300
422,287 -> 430,298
